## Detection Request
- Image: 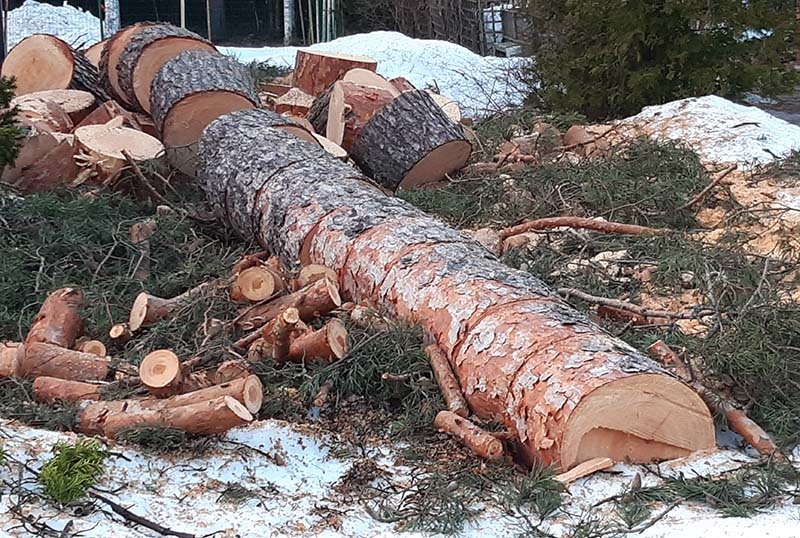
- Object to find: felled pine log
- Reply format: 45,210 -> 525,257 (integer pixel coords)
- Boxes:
293,50 -> 377,96
17,343 -> 111,381
199,109 -> 715,470
116,23 -> 217,112
150,50 -> 258,175
1,34 -> 109,100
350,90 -> 472,191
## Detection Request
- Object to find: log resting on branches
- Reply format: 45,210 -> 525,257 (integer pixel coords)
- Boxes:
198,109 -> 715,470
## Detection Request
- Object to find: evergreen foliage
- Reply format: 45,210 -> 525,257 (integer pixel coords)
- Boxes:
0,76 -> 21,168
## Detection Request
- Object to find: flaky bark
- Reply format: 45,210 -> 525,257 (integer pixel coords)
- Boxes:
426,344 -> 468,418
32,376 -> 102,404
25,288 -> 84,348
99,22 -> 155,105
198,111 -> 716,469
434,411 -> 504,459
17,342 -> 110,381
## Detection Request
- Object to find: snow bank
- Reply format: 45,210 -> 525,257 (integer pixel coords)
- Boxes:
623,95 -> 800,168
8,0 -> 102,48
221,31 -> 528,118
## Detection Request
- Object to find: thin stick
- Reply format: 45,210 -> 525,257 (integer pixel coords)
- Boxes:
676,164 -> 737,212
647,340 -> 781,458
557,288 -> 716,320
498,216 -> 666,241
90,491 -> 196,538
121,150 -> 172,208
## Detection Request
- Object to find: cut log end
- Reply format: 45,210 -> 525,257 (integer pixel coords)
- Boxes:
2,35 -> 74,95
77,339 -> 107,357
560,373 -> 715,470
400,140 -> 472,190
139,349 -> 181,389
129,292 -> 150,332
231,266 -> 281,302
242,375 -> 264,414
0,342 -> 21,378
295,264 -> 338,290
225,394 -> 254,421
109,323 -> 132,343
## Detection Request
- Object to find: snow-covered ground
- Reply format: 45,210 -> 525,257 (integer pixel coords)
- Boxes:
221,32 -> 528,118
1,419 -> 798,538
8,0 -> 101,48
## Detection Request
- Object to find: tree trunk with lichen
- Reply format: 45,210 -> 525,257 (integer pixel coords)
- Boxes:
198,109 -> 715,470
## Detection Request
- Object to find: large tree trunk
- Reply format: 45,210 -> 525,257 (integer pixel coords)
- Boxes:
350,90 -> 472,191
150,49 -> 258,176
1,35 -> 109,101
198,111 -> 716,470
116,24 -> 216,112
293,50 -> 377,97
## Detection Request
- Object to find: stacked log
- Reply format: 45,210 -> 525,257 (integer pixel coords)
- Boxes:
293,50 -> 378,96
116,24 -> 216,112
198,112 -> 715,470
98,22 -> 155,105
1,34 -> 109,101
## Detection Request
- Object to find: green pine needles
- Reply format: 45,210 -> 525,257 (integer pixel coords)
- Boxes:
39,440 -> 108,504
0,76 -> 21,168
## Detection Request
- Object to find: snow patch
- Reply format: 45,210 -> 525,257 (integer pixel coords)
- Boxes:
622,95 -> 800,168
221,31 -> 528,118
8,0 -> 102,49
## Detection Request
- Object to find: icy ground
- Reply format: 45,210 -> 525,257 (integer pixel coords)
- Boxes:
1,419 -> 798,537
221,32 -> 528,118
8,0 -> 101,49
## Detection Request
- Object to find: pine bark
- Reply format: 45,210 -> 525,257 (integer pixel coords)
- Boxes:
150,49 -> 258,134
17,342 -> 111,381
199,111 -> 715,469
99,22 -> 155,105
306,86 -> 332,134
349,90 -> 471,190
32,376 -> 102,404
25,288 -> 84,348
293,50 -> 377,96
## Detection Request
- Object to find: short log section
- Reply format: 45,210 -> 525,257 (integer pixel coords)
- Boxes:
293,50 -> 377,96
99,22 -> 155,105
326,81 -> 395,151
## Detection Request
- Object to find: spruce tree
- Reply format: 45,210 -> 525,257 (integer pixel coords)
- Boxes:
526,0 -> 798,119
0,76 -> 21,168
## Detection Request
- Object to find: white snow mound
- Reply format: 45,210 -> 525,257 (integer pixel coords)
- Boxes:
221,31 -> 528,118
8,0 -> 102,49
624,95 -> 800,167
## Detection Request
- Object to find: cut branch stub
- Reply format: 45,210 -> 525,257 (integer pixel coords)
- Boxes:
434,411 -> 504,460
2,34 -> 109,100
287,318 -> 348,362
350,90 -> 471,191
129,283 -> 208,332
231,265 -> 285,302
293,49 -> 377,96
199,113 -> 715,469
117,23 -> 216,111
99,22 -> 156,105
326,81 -> 395,151
150,49 -> 258,176
250,307 -> 301,361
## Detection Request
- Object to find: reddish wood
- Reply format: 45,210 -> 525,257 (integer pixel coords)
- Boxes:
214,360 -> 252,383
312,379 -> 334,409
326,81 -> 395,151
230,266 -> 285,302
32,376 -> 102,404
17,342 -> 110,381
426,344 -> 469,418
293,50 -> 378,96
553,457 -> 615,485
109,323 -> 133,344
389,77 -> 416,92
6,135 -> 80,193
230,251 -> 271,275
287,318 -> 348,362
249,307 -> 300,361
148,374 -> 263,413
76,339 -> 107,357
293,264 -> 337,290
434,410 -> 504,459
139,349 -> 215,398
25,288 -> 84,348
103,395 -> 253,437
129,283 -> 209,331
273,87 -> 314,116
0,342 -> 21,378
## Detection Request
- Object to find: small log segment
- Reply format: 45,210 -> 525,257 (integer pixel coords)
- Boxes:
326,81 -> 395,151
288,318 -> 349,362
103,395 -> 253,438
17,342 -> 110,381
231,265 -> 285,302
199,113 -> 716,469
249,307 -> 301,361
231,251 -> 271,275
116,24 -> 217,112
76,340 -> 107,357
99,22 -> 155,105
553,457 -> 615,485
129,282 -> 208,331
150,49 -> 258,176
1,34 -> 109,100
139,349 -> 215,397
498,217 -> 667,241
434,411 -> 504,460
12,90 -> 96,125
293,50 -> 377,96
109,323 -> 133,344
25,288 -> 84,348
73,120 -> 164,185
350,90 -> 472,191
426,344 -> 469,418
273,87 -> 314,116
237,277 -> 341,332
83,40 -> 107,67
294,264 -> 338,290
33,377 -> 102,404
0,342 -> 20,378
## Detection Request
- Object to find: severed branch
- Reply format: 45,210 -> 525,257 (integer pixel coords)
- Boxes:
90,491 -> 196,538
557,288 -> 716,320
647,339 -> 780,458
121,149 -> 172,208
676,164 -> 737,212
498,216 -> 666,241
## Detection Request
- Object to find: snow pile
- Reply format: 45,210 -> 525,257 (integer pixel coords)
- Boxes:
221,31 -> 528,118
623,95 -> 800,167
8,0 -> 102,49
